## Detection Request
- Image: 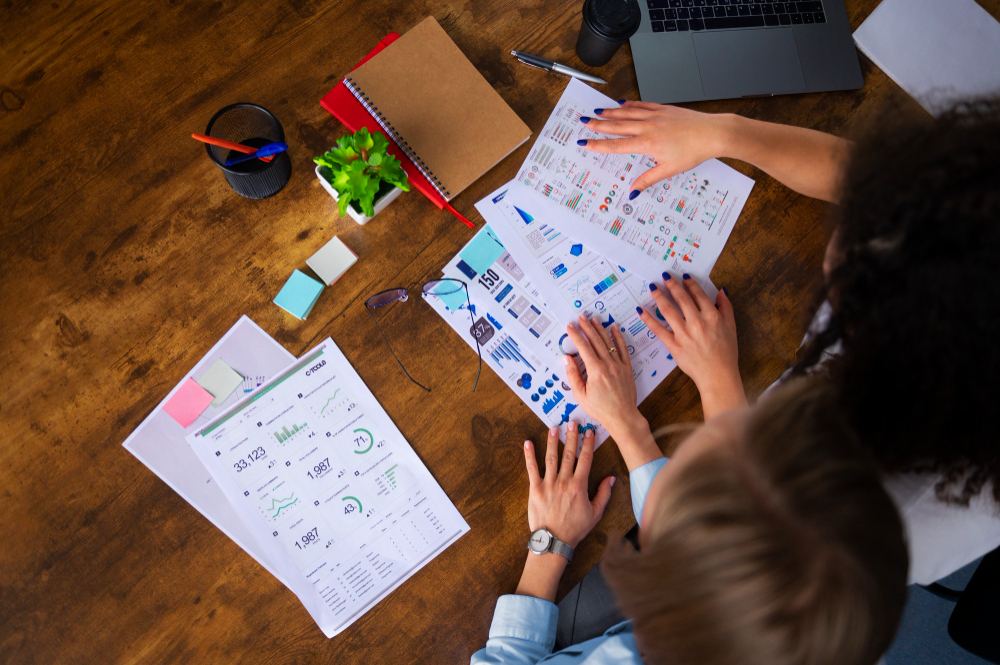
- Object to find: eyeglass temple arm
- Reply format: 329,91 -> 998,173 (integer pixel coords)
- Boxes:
461,282 -> 483,392
364,306 -> 432,392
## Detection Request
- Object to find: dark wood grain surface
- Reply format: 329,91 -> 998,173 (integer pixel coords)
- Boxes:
4,1 -> 992,662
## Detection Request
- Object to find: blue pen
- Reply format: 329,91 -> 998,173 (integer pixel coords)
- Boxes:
224,141 -> 288,167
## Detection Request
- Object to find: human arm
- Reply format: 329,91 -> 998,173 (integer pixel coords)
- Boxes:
638,275 -> 747,419
563,316 -> 664,471
471,426 -> 615,664
582,103 -> 852,203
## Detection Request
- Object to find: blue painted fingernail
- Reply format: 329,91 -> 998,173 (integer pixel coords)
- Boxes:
580,116 -> 591,124
594,108 -> 604,115
667,353 -> 673,360
576,139 -> 588,146
617,98 -> 626,104
629,189 -> 640,200
661,272 -> 671,281
682,273 -> 691,280
635,306 -> 643,315
648,283 -> 657,292
722,286 -> 729,296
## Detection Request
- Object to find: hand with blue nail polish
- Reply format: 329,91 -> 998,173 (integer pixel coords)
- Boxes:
635,275 -> 746,419
577,101 -> 733,198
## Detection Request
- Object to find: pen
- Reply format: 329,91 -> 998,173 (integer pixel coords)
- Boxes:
510,50 -> 608,85
223,142 -> 288,167
191,133 -> 274,163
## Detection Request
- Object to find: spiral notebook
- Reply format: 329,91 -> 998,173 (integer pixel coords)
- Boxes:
343,16 -> 530,200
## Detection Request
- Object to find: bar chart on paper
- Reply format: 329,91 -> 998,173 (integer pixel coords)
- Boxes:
273,423 -> 307,443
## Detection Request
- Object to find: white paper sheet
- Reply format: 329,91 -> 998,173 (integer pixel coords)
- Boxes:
476,185 -> 677,405
122,316 -> 295,583
511,79 -> 754,290
427,227 -> 609,444
187,339 -> 469,637
854,0 -> 1000,117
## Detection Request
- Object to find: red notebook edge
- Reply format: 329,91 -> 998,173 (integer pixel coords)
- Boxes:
319,33 -> 475,230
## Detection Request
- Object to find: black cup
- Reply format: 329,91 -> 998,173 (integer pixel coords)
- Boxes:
576,0 -> 642,67
204,103 -> 291,199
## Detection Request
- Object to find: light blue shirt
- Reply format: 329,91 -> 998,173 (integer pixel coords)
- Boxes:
471,457 -> 668,664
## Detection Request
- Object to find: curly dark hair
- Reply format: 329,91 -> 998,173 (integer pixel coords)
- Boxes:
792,99 -> 1000,505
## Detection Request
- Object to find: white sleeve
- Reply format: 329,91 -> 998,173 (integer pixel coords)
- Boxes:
885,473 -> 1000,585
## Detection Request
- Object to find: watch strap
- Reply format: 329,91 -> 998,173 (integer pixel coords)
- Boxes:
549,536 -> 574,561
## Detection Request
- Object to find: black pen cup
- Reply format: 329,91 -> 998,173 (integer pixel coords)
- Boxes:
576,0 -> 642,67
204,103 -> 291,199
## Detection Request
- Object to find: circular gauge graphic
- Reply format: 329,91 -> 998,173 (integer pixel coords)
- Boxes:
559,333 -> 579,356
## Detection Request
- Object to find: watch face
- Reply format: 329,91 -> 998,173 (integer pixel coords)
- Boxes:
529,529 -> 552,553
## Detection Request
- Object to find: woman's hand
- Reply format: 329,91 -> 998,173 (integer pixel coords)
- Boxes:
523,425 -> 615,548
580,102 -> 733,195
564,316 -> 663,470
564,315 -> 640,436
638,275 -> 747,419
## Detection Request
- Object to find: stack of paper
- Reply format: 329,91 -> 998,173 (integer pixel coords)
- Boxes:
123,318 -> 468,638
427,80 -> 755,443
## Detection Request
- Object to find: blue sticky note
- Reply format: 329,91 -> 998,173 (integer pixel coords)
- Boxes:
458,225 -> 505,275
434,287 -> 469,312
274,269 -> 324,320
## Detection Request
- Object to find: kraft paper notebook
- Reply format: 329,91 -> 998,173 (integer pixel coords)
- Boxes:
344,16 -> 530,200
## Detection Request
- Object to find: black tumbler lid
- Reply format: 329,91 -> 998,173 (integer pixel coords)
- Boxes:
584,0 -> 641,41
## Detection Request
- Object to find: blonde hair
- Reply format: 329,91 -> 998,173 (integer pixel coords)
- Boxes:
603,378 -> 907,665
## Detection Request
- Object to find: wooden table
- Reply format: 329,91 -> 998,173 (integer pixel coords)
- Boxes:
2,1 -> 982,662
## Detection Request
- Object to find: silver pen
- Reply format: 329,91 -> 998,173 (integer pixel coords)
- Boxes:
510,50 -> 608,85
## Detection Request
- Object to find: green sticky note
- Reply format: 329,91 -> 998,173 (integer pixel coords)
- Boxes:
197,359 -> 244,406
274,269 -> 324,320
458,225 -> 505,275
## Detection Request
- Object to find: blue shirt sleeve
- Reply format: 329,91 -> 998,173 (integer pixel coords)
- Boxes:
470,594 -> 558,664
630,457 -> 668,524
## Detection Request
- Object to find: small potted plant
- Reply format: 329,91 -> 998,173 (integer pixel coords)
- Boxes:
314,128 -> 410,225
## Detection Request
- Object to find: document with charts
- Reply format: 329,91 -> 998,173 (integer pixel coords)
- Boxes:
187,339 -> 468,637
511,78 -> 754,288
475,185 -> 677,404
425,226 -> 611,444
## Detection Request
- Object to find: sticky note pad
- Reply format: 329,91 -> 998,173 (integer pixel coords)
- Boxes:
197,359 -> 244,406
306,236 -> 358,286
163,378 -> 214,428
274,269 -> 325,320
458,224 -> 505,275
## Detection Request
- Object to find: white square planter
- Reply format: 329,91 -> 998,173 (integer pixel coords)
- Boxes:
315,165 -> 403,225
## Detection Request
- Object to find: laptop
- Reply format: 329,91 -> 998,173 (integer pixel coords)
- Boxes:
630,0 -> 863,103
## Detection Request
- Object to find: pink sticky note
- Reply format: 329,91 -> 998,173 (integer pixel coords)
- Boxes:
163,378 -> 215,428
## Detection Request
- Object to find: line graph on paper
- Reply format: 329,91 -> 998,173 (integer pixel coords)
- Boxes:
259,494 -> 300,521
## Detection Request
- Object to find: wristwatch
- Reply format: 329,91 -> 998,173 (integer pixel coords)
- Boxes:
527,528 -> 574,561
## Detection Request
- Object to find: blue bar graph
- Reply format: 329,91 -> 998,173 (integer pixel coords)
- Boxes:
490,336 -> 537,371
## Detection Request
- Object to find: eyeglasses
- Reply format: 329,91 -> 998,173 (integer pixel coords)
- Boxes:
364,278 -> 482,393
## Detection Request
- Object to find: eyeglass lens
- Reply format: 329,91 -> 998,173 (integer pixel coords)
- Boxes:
365,288 -> 409,310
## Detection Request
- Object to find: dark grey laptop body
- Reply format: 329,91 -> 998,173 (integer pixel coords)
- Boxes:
630,0 -> 863,103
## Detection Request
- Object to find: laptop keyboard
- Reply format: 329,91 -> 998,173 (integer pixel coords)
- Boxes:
647,0 -> 825,32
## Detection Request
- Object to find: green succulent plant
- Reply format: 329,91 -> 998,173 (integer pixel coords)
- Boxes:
314,128 -> 410,217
